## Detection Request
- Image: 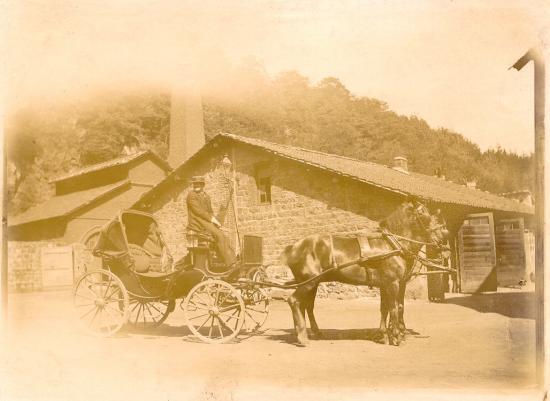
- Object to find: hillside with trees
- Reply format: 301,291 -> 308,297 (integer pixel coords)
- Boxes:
6,68 -> 533,215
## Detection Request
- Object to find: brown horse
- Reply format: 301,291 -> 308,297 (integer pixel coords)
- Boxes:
282,199 -> 449,346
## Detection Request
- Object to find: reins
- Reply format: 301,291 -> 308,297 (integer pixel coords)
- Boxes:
381,229 -> 456,279
382,231 -> 440,248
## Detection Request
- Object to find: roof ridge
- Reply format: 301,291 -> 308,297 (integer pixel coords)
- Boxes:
221,132 -> 384,167
50,150 -> 163,183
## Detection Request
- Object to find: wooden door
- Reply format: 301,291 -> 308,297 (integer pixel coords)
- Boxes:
41,246 -> 74,288
458,213 -> 496,293
495,218 -> 526,286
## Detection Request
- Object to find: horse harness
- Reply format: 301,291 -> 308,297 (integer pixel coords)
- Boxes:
326,229 -> 454,282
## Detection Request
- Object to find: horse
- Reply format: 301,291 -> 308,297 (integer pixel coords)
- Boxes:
282,199 -> 449,346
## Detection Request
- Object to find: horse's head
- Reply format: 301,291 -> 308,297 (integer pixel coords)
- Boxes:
400,199 -> 450,249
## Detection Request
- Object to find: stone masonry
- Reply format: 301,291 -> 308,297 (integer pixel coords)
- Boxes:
147,143 -> 429,298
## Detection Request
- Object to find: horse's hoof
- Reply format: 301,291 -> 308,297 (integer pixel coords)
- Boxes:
375,330 -> 388,344
296,333 -> 309,346
388,334 -> 402,346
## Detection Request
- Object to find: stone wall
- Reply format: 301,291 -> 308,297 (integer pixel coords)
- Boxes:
8,241 -> 96,292
147,144 -> 430,298
7,241 -> 76,291
231,146 -> 400,265
8,241 -> 44,291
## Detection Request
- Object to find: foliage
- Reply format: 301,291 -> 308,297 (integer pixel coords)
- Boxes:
6,68 -> 533,216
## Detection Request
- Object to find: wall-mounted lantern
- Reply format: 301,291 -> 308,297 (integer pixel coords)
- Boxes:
221,153 -> 232,176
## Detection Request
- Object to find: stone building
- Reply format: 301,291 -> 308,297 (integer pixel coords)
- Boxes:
7,85 -> 204,292
7,151 -> 172,290
132,133 -> 534,295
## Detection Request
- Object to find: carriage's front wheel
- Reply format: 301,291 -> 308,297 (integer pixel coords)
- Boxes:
73,269 -> 129,337
183,279 -> 245,344
241,287 -> 270,333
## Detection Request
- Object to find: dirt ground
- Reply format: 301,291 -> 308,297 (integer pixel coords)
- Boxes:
0,288 -> 538,401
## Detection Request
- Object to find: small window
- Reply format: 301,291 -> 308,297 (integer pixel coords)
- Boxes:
258,177 -> 272,204
254,161 -> 273,204
470,217 -> 489,226
500,222 -> 519,231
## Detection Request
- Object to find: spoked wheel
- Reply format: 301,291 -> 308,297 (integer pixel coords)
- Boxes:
183,279 -> 245,344
73,269 -> 129,337
241,286 -> 270,333
126,298 -> 175,329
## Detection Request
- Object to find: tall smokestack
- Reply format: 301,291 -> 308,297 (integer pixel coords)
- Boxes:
168,80 -> 205,167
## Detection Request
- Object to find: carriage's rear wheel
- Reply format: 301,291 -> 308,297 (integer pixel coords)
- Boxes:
183,279 -> 245,344
73,269 -> 129,337
126,298 -> 174,329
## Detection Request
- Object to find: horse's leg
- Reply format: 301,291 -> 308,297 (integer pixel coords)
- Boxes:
378,287 -> 389,344
288,283 -> 316,346
397,280 -> 406,341
305,284 -> 322,338
386,280 -> 401,346
287,290 -> 307,345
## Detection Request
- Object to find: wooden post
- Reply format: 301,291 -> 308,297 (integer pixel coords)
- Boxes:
533,51 -> 545,388
511,47 -> 545,387
1,122 -> 7,327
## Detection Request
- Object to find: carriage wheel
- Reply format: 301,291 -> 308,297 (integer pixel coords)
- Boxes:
183,279 -> 245,344
240,266 -> 270,332
73,269 -> 129,337
126,298 -> 175,329
241,287 -> 270,333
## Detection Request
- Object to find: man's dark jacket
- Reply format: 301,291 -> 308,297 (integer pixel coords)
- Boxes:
186,189 -> 237,266
186,190 -> 214,232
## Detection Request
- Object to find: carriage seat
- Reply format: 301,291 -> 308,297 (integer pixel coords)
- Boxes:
127,243 -> 172,274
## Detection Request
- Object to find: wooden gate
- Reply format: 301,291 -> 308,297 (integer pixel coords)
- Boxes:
41,246 -> 74,288
458,213 -> 497,293
495,218 -> 526,286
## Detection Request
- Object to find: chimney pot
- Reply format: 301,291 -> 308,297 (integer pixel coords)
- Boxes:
393,156 -> 409,173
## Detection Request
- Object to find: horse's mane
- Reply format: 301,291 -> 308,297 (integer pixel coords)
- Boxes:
379,203 -> 408,233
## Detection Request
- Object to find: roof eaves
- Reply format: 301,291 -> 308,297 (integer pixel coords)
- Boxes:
9,180 -> 132,228
132,133 -> 534,216
226,134 -> 534,215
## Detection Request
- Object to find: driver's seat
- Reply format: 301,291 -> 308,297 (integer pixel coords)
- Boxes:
186,229 -> 216,247
186,229 -> 223,271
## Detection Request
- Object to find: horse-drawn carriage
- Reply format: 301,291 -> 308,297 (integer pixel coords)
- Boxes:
73,210 -> 269,343
74,200 -> 452,346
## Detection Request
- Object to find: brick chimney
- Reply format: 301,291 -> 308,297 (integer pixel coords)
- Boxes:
392,156 -> 409,174
168,81 -> 205,167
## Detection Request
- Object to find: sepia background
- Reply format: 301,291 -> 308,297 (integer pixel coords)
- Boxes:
1,1 -> 549,400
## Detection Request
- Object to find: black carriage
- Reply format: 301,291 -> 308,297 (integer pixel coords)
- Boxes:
73,210 -> 269,343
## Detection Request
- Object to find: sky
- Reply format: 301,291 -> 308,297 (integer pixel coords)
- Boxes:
2,0 -> 548,154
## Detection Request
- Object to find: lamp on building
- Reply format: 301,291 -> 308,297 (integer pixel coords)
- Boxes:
221,154 -> 232,176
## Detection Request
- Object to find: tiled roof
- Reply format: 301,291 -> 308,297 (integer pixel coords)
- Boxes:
9,180 -> 131,227
51,151 -> 171,183
219,134 -> 533,215
133,133 -> 533,215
